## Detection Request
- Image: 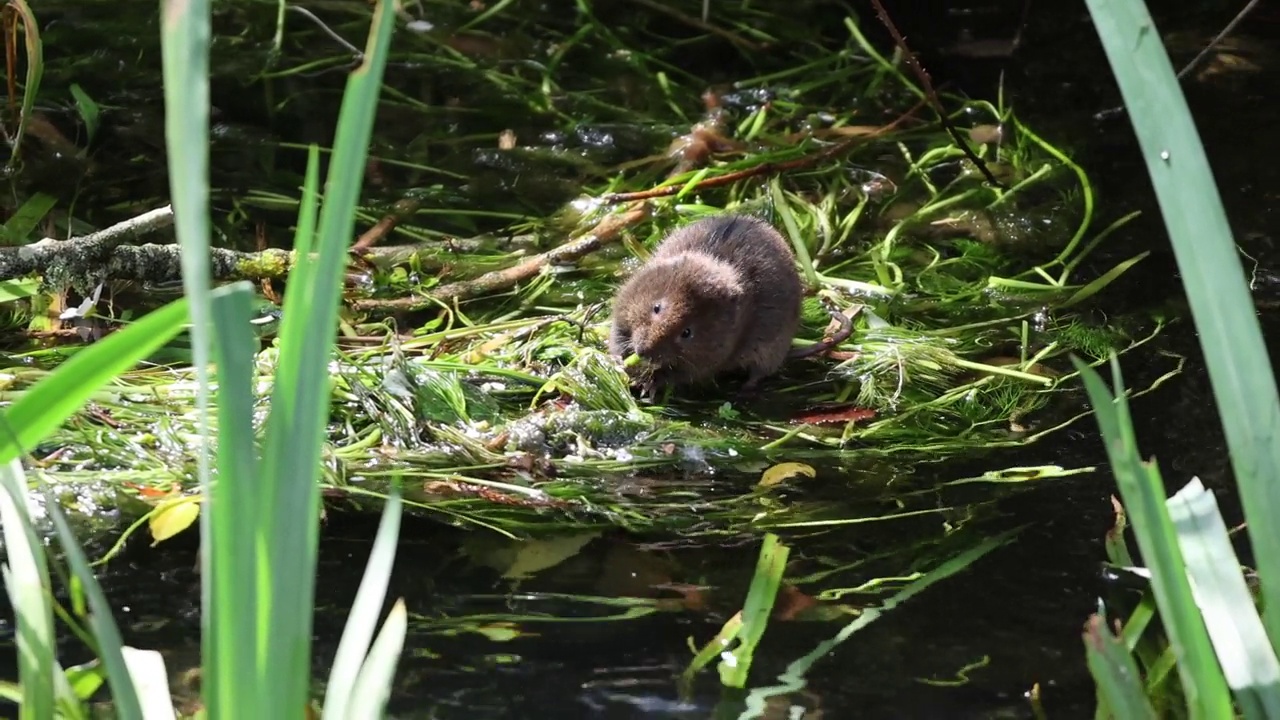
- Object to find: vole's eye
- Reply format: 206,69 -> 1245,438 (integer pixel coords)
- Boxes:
680,327 -> 693,340
652,303 -> 661,315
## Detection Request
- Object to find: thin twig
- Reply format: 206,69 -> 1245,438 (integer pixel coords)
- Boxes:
1096,0 -> 1263,119
867,0 -> 1005,189
1179,0 -> 1261,80
350,202 -> 652,312
601,98 -> 927,204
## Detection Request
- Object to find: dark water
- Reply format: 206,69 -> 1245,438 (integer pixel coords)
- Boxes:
7,1 -> 1280,718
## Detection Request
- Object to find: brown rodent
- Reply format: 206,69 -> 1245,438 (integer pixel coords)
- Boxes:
608,214 -> 809,397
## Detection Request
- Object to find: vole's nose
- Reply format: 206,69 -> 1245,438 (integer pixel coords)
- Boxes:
633,340 -> 654,359
632,331 -> 658,360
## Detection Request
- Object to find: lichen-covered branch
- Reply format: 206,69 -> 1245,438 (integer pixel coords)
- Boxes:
0,205 -> 176,282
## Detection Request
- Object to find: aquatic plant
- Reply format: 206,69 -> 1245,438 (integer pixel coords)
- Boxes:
0,0 -> 408,716
0,0 -> 1186,716
1078,0 -> 1280,717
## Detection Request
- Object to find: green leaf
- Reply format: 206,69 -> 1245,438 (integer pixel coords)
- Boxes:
1083,0 -> 1280,650
1072,354 -> 1233,717
255,3 -> 398,715
1167,478 -> 1280,716
0,193 -> 56,246
69,85 -> 100,142
719,533 -> 790,688
0,458 -> 56,719
206,281 -> 263,715
5,0 -> 43,170
1084,610 -> 1157,720
0,278 -> 40,303
44,490 -> 146,719
0,297 -> 189,465
157,0 -> 219,707
323,493 -> 403,720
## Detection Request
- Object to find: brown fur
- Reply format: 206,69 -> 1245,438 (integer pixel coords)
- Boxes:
608,214 -> 802,396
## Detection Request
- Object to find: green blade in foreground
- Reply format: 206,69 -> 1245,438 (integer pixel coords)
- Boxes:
0,297 -> 189,465
1083,0 -> 1280,649
255,2 -> 397,715
344,599 -> 408,720
1084,611 -> 1157,720
157,0 -> 219,706
207,282 -> 265,716
1168,478 -> 1280,718
322,492 -> 404,720
43,493 -> 145,720
0,458 -> 56,719
1073,355 -> 1233,717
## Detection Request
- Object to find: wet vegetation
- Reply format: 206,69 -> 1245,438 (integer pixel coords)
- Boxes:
9,3 -> 1168,527
0,0 -> 1272,717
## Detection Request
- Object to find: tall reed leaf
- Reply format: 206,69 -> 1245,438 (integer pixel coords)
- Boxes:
0,458 -> 55,719
1083,0 -> 1280,647
206,282 -> 264,716
256,2 -> 396,714
1073,355 -> 1233,717
157,0 -> 217,702
0,297 -> 189,465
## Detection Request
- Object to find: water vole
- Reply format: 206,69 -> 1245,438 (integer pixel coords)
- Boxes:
607,214 -> 813,396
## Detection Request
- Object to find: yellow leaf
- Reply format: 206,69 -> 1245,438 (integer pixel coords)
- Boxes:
759,462 -> 815,488
149,497 -> 200,546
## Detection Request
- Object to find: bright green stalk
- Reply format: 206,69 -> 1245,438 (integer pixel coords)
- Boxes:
157,0 -> 217,706
255,3 -> 397,716
1084,0 -> 1280,650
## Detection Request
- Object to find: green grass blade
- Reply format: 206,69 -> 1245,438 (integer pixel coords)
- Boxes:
43,494 -> 145,720
256,3 -> 397,715
323,492 -> 403,720
719,533 -> 789,688
206,282 -> 264,716
0,458 -> 55,720
1083,0 -> 1280,647
0,297 -> 189,465
345,599 -> 407,720
157,0 -> 218,708
1073,355 -> 1233,717
1084,612 -> 1158,720
1167,478 -> 1280,718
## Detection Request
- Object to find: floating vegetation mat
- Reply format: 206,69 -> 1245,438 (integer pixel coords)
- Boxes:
4,1 -> 1181,546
